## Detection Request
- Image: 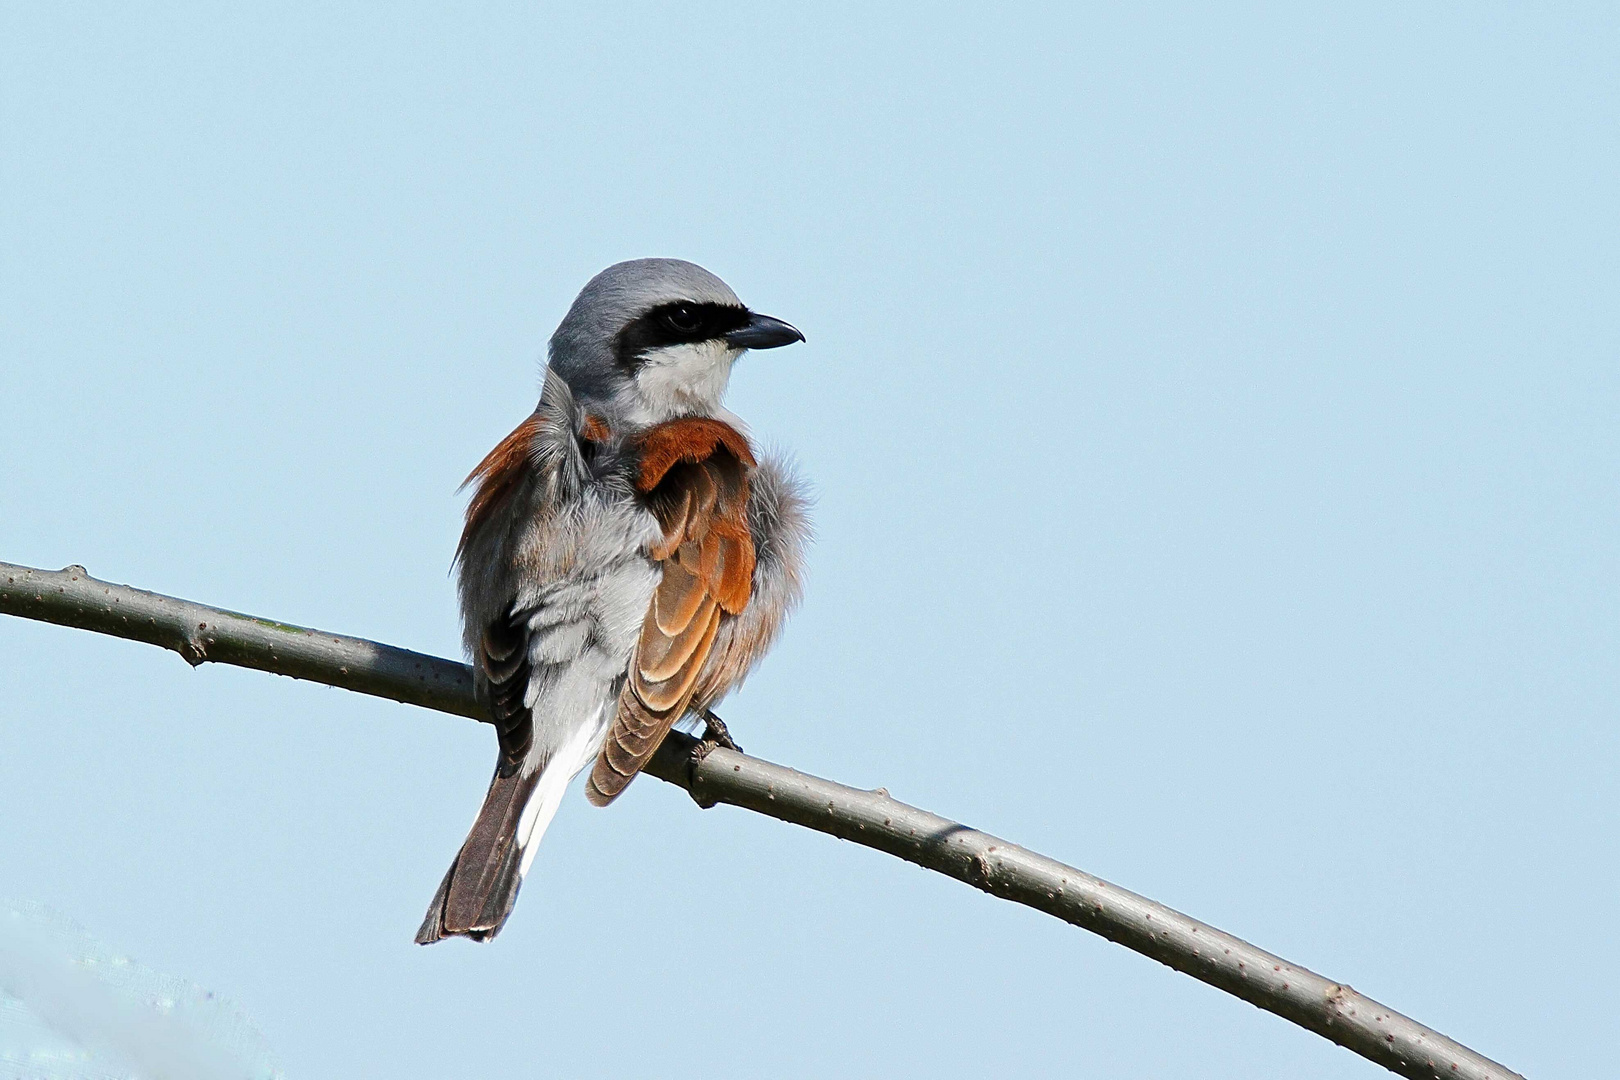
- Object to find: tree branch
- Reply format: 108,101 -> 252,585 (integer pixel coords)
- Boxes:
0,561 -> 1522,1080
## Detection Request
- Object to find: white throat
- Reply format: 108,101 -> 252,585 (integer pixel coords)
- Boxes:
618,339 -> 740,425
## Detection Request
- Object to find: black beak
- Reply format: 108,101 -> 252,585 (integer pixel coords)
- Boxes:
726,312 -> 805,351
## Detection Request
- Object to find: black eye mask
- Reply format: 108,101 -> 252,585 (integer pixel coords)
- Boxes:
613,301 -> 753,369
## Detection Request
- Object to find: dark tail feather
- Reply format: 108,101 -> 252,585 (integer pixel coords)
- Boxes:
415,767 -> 541,945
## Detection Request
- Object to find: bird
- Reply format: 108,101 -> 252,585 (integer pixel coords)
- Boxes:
416,259 -> 811,944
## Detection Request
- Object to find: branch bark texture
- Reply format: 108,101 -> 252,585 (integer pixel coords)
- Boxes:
1,561 -> 1523,1080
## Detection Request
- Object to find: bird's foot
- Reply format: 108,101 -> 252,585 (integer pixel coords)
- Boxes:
697,708 -> 742,756
685,709 -> 741,810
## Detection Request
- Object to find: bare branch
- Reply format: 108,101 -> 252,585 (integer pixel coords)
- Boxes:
0,561 -> 1523,1080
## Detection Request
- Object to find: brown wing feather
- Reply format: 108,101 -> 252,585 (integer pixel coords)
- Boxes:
640,586 -> 718,682
453,413 -> 555,772
586,419 -> 757,806
636,599 -> 723,712
650,559 -> 706,637
481,604 -> 534,773
456,412 -> 543,566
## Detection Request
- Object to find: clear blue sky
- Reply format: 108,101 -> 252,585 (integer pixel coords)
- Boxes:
2,4 -> 1615,1077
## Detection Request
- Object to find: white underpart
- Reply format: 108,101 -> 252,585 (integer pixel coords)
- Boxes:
514,700 -> 611,876
507,541 -> 661,878
620,339 -> 740,424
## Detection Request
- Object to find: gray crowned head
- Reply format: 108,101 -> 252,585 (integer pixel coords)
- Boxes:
547,258 -> 803,425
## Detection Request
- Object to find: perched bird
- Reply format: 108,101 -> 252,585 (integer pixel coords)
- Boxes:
416,259 -> 811,944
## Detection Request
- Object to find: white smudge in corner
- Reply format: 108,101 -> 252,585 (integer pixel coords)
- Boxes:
0,901 -> 281,1080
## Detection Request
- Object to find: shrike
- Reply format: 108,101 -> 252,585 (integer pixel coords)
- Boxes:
417,259 -> 811,943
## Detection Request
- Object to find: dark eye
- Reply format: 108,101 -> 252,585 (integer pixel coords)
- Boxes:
663,304 -> 702,335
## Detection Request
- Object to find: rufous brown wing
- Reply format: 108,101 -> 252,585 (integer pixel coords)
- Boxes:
586,418 -> 757,805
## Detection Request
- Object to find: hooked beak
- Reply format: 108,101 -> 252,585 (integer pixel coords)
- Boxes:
726,312 -> 805,351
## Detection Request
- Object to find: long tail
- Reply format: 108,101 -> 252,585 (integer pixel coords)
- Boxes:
416,711 -> 608,944
415,769 -> 534,943
413,764 -> 569,944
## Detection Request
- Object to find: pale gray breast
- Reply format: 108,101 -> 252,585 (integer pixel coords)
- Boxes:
454,367 -> 665,769
500,468 -> 664,764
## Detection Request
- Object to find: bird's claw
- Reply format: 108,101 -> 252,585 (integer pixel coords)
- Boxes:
684,709 -> 741,810
696,708 -> 742,756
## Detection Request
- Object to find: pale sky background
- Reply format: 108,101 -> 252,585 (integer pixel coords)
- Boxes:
2,4 -> 1616,1078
